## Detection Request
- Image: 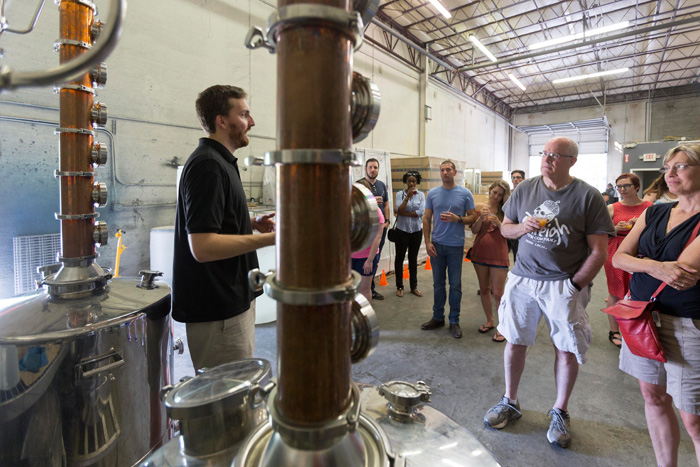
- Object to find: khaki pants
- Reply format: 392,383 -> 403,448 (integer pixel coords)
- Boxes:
186,301 -> 255,372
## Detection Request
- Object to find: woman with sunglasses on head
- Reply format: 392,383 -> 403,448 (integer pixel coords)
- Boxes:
613,144 -> 700,467
603,173 -> 652,348
394,171 -> 425,297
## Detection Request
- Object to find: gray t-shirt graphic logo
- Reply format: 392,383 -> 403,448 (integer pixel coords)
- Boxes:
505,177 -> 615,280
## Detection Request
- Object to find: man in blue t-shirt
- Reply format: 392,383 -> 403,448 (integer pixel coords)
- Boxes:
421,160 -> 477,339
361,158 -> 390,300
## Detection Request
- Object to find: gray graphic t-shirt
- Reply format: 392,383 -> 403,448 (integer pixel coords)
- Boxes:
504,176 -> 615,280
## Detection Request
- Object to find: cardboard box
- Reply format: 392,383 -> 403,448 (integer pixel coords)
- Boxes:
390,156 -> 466,198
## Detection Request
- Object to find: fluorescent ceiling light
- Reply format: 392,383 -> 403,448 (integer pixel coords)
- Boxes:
469,35 -> 497,62
508,73 -> 527,91
552,67 -> 629,84
427,0 -> 451,19
529,21 -> 630,50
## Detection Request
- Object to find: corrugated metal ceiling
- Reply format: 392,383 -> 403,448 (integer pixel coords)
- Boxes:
373,0 -> 700,115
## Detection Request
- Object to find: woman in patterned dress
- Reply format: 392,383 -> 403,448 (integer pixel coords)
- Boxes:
604,173 -> 652,348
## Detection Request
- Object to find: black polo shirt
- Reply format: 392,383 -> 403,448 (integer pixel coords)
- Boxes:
172,138 -> 262,323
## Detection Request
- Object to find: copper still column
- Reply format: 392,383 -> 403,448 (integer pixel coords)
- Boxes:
275,0 -> 354,426
47,0 -> 110,296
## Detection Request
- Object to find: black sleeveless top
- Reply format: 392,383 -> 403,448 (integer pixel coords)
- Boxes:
629,202 -> 700,318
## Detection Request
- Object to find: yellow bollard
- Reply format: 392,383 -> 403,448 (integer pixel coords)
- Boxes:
114,230 -> 127,277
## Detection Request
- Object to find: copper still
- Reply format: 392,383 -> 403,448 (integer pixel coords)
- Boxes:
0,1 -> 173,465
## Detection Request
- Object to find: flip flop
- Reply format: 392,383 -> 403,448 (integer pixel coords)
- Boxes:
608,331 -> 622,349
411,289 -> 423,297
492,333 -> 506,343
478,324 -> 495,333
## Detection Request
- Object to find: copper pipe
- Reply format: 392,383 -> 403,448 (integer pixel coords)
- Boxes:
58,1 -> 95,259
275,0 -> 354,425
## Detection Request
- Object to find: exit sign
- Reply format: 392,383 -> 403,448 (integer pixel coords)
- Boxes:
642,153 -> 658,162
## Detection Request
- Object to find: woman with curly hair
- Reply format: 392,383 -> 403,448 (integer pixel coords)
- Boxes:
394,171 -> 426,297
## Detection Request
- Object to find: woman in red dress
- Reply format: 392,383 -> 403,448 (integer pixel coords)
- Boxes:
470,180 -> 511,342
604,173 -> 652,348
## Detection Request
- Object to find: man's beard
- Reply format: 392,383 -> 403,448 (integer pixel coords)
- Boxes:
232,131 -> 250,149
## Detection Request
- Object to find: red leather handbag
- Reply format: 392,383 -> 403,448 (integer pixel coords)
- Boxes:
602,284 -> 666,362
602,219 -> 700,363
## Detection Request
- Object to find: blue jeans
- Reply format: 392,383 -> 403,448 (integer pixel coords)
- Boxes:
431,242 -> 464,324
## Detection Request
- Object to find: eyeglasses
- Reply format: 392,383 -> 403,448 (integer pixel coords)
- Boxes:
659,163 -> 700,174
540,151 -> 574,160
615,184 -> 633,190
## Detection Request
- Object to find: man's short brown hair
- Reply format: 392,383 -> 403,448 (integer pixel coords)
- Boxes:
196,85 -> 248,134
440,160 -> 456,171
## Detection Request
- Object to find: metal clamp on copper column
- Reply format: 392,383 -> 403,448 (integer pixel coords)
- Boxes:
245,5 -> 364,54
351,182 -> 380,252
248,269 -> 361,306
245,149 -> 358,167
351,72 -> 381,143
350,293 -> 379,363
266,383 -> 362,450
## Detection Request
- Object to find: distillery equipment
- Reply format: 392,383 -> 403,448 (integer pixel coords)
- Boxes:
143,0 -> 501,463
0,1 -> 174,465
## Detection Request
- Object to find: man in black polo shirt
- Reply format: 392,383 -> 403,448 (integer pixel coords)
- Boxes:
361,158 -> 390,300
172,85 -> 275,372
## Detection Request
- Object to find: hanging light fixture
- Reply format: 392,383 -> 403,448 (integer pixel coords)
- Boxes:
552,67 -> 629,84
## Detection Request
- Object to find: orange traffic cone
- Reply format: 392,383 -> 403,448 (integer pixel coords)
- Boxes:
403,264 -> 409,279
424,257 -> 432,270
379,270 -> 388,286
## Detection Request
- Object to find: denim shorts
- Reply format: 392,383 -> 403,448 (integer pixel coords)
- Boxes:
351,257 -> 374,277
497,273 -> 593,364
619,313 -> 700,415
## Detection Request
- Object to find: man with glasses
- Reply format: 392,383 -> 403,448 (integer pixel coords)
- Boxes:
484,137 -> 615,448
511,170 -> 525,188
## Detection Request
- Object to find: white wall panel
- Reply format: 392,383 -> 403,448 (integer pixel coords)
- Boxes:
425,82 -> 509,171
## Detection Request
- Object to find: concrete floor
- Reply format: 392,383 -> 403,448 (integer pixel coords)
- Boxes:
172,260 -> 697,466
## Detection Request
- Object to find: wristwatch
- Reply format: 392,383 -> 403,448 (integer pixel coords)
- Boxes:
458,215 -> 462,224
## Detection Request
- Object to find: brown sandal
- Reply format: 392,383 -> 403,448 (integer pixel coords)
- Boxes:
492,332 -> 506,343
396,289 -> 404,297
411,289 -> 423,297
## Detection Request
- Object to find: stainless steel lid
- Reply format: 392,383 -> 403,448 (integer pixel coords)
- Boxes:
164,359 -> 271,420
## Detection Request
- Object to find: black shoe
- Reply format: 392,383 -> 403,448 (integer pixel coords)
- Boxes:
421,319 -> 445,330
372,291 -> 384,300
450,324 -> 463,339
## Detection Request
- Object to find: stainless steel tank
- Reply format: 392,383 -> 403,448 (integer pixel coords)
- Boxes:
0,277 -> 173,466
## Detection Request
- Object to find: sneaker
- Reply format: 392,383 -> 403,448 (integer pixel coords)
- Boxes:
372,291 -> 384,300
546,408 -> 571,448
484,396 -> 522,429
